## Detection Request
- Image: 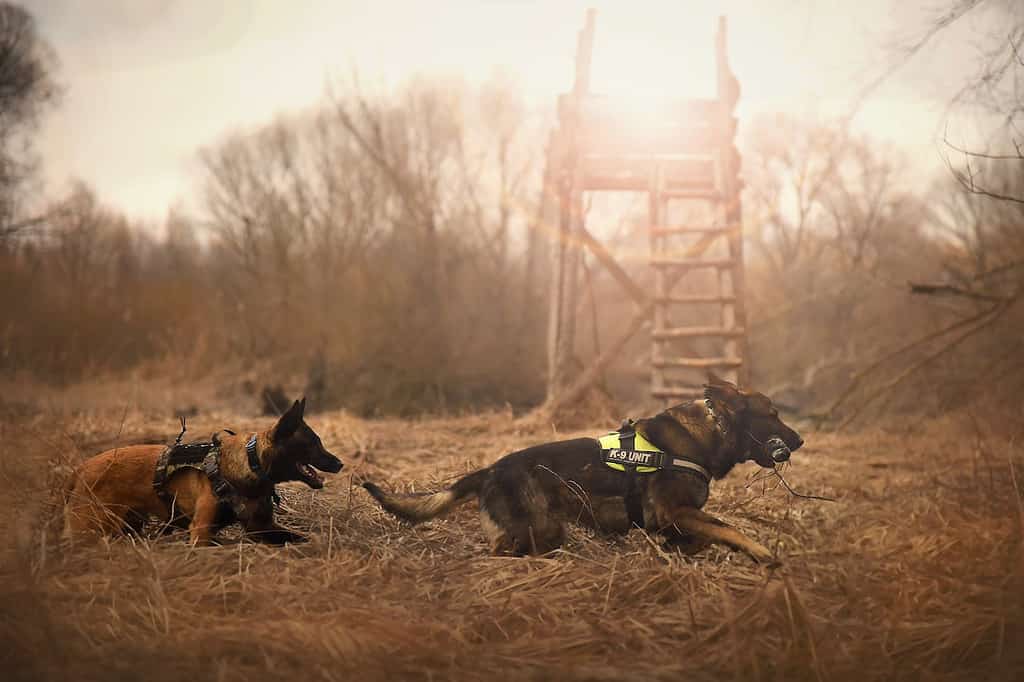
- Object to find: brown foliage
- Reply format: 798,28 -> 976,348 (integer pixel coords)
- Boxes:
1,78 -> 548,415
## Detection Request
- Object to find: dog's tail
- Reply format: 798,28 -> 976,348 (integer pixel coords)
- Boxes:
363,468 -> 488,523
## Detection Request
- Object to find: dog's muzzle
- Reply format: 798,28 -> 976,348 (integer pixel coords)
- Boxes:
765,436 -> 791,463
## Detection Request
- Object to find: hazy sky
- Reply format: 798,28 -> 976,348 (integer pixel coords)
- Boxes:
31,0 -> 1001,221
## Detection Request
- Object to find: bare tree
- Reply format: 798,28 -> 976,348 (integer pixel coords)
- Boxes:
743,114 -> 844,278
192,76 -> 546,411
930,159 -> 1024,292
0,2 -> 59,240
454,72 -> 540,337
918,1 -> 1024,204
821,139 -> 917,272
330,77 -> 523,384
810,0 -> 1024,423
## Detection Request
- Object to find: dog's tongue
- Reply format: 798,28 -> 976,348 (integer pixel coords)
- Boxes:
299,463 -> 324,488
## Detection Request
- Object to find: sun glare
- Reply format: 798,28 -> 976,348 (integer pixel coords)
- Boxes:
585,15 -> 718,100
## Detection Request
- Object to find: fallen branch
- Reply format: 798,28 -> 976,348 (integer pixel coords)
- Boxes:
908,281 -> 1007,303
973,260 -> 1024,281
838,296 -> 1018,430
772,468 -> 837,503
826,301 -> 1003,418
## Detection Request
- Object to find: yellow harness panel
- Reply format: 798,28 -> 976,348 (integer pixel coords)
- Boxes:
599,431 -> 662,473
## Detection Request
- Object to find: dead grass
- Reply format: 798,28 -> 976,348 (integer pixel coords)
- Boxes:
2,397 -> 1023,682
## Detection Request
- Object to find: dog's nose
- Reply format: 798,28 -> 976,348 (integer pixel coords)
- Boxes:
796,437 -> 804,449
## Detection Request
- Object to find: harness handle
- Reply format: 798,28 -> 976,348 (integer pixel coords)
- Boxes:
174,416 -> 187,446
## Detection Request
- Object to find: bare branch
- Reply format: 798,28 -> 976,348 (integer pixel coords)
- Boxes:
838,295 -> 1018,429
953,166 -> 1024,205
827,300 -> 1005,418
942,130 -> 1024,160
973,260 -> 1024,279
908,281 -> 1009,302
0,211 -> 48,239
942,149 -> 1024,206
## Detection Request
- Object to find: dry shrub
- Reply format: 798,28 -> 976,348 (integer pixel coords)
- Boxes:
740,116 -> 1024,426
0,76 -> 547,417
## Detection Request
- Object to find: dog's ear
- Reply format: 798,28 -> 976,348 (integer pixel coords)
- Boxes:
706,371 -> 736,387
704,379 -> 747,413
273,399 -> 305,441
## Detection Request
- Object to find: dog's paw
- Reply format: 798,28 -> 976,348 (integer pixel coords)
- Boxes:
747,543 -> 777,565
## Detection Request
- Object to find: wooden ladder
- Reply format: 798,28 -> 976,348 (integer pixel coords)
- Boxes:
541,12 -> 749,412
648,147 -> 749,401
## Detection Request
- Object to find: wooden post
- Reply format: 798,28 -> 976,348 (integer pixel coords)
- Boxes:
715,16 -> 749,386
649,162 -> 665,395
546,10 -> 596,401
545,130 -> 565,397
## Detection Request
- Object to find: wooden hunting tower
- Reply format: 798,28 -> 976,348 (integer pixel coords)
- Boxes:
544,11 -> 748,411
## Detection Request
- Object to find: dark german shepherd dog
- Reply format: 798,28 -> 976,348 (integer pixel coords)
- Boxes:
364,378 -> 803,562
64,398 -> 342,546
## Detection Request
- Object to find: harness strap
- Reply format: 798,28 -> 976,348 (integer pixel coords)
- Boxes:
600,433 -> 712,481
152,446 -> 174,509
619,431 -> 646,529
203,451 -> 248,518
245,434 -> 278,505
246,434 -> 265,481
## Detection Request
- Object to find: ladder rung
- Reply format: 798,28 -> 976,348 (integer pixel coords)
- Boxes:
653,326 -> 746,339
650,225 -> 737,237
650,257 -> 736,269
583,152 -> 716,161
653,357 -> 744,369
654,294 -> 736,304
651,387 -> 706,400
659,189 -> 722,200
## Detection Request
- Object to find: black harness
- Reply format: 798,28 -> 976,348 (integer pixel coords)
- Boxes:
601,420 -> 712,530
152,429 -> 276,518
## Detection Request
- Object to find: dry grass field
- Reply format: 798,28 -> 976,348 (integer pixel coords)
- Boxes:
5,3 -> 1024,681
3,392 -> 1023,682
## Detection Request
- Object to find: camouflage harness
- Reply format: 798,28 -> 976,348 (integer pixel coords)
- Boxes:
152,426 -> 274,518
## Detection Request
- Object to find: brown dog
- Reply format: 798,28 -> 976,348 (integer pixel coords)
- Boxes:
364,378 -> 803,562
63,398 -> 342,546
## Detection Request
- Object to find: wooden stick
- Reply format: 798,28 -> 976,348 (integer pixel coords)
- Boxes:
908,281 -> 1007,302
